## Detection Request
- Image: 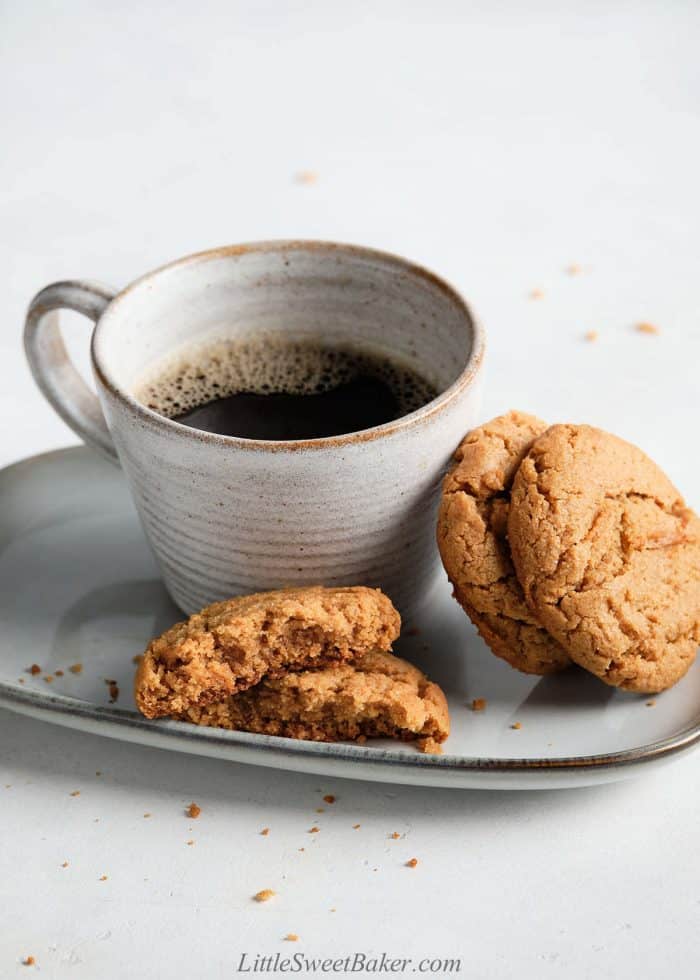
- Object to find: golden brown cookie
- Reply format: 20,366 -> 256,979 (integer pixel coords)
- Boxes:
135,586 -> 400,719
509,424 -> 700,693
178,650 -> 449,754
437,411 -> 570,674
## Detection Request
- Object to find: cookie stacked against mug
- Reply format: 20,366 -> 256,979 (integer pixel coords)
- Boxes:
438,412 -> 700,693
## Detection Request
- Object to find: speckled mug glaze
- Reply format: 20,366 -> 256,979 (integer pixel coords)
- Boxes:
24,242 -> 485,618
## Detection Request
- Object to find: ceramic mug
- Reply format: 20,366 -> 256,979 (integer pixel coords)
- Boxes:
24,242 -> 485,619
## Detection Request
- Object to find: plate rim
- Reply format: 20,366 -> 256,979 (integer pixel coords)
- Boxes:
1,445 -> 699,783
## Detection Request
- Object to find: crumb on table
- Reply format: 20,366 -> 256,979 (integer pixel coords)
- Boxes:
29,664 -> 41,675
566,263 -> 582,276
323,794 -> 336,804
511,722 -> 522,730
390,832 -> 401,840
352,824 -> 361,830
22,956 -> 35,967
308,826 -> 320,834
529,287 -> 545,300
284,934 -> 299,942
636,322 -> 660,335
295,170 -> 318,185
584,330 -> 598,342
254,889 -> 276,902
69,663 -> 83,674
406,858 -> 418,868
260,827 -> 270,836
186,802 -> 201,819
471,698 -> 487,712
69,790 -> 80,797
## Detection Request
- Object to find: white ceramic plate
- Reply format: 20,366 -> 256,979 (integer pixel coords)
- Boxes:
1,447 -> 700,789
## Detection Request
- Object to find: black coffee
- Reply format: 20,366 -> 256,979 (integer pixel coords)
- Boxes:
135,336 -> 438,441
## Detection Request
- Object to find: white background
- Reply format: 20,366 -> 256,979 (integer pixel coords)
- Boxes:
2,2 -> 700,977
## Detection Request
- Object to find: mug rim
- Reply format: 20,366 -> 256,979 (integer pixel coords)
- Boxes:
92,240 -> 486,453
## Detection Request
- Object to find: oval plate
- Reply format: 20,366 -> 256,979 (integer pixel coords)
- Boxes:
1,447 -> 699,789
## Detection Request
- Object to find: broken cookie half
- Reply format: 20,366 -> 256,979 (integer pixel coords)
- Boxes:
177,650 -> 450,754
135,586 -> 401,720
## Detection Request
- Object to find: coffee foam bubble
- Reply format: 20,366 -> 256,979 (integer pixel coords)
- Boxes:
134,335 -> 437,420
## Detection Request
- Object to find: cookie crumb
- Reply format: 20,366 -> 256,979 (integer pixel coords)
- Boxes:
143,813 -> 151,818
55,669 -> 64,677
43,675 -> 54,684
471,698 -> 487,712
29,664 -> 41,675
260,827 -> 270,836
187,839 -> 195,846
284,934 -> 299,942
323,794 -> 336,804
61,861 -> 69,868
511,722 -> 522,730
69,663 -> 83,674
99,875 -> 108,881
186,802 -> 201,819
105,679 -> 119,703
566,263 -> 582,276
308,826 -> 320,834
352,824 -> 361,830
18,678 -> 25,684
637,322 -> 659,335
315,808 -> 324,813
584,330 -> 598,342
529,287 -> 545,300
254,889 -> 276,902
356,734 -> 367,745
406,858 -> 418,868
295,170 -> 318,185
389,832 -> 401,840
22,956 -> 35,966
298,847 -> 305,852
69,790 -> 80,797
646,700 -> 656,707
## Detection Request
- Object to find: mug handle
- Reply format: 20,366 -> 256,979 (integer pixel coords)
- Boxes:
24,280 -> 119,463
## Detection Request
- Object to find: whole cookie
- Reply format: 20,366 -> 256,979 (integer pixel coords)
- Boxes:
437,411 -> 570,674
509,424 -> 700,693
135,585 -> 400,719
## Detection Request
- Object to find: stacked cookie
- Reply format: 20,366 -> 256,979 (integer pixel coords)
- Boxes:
438,412 -> 700,693
135,586 -> 449,753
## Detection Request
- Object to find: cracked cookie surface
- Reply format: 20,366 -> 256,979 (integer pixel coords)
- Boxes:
178,650 -> 450,754
135,586 -> 401,719
508,424 -> 700,692
437,411 -> 570,674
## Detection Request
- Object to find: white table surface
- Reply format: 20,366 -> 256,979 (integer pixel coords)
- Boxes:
2,2 -> 700,977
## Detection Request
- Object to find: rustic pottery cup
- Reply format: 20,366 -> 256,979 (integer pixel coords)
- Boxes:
24,242 -> 485,618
